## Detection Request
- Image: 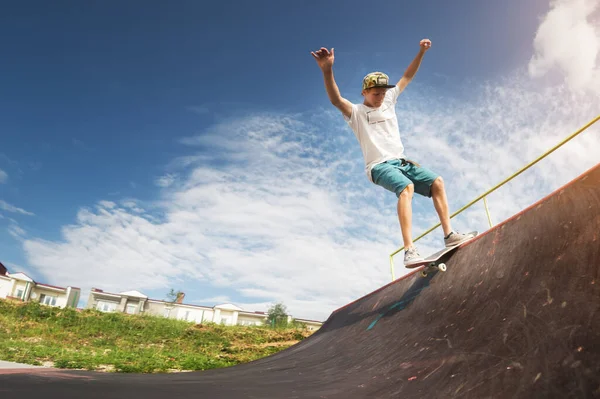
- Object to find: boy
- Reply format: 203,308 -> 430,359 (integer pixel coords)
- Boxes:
311,39 -> 473,265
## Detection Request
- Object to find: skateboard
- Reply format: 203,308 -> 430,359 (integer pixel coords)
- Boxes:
404,231 -> 478,277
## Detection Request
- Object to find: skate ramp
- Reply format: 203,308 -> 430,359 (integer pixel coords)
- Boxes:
1,162 -> 599,398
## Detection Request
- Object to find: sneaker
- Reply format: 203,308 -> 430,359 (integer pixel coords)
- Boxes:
444,231 -> 475,248
404,246 -> 424,266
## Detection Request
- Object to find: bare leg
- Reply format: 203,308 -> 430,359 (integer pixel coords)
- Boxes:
431,177 -> 453,236
397,184 -> 415,248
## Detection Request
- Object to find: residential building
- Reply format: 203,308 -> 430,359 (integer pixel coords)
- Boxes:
292,318 -> 324,331
86,287 -> 323,331
0,263 -> 80,308
86,288 -> 149,314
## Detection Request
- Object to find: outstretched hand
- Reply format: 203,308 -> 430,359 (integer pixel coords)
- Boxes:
311,47 -> 335,71
420,39 -> 431,52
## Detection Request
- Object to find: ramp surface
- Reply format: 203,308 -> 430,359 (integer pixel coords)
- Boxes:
2,163 -> 600,398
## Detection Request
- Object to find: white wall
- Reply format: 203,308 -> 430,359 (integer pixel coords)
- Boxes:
218,310 -> 239,325
203,309 -> 215,322
177,307 -> 213,323
31,287 -> 78,309
66,288 -> 80,308
238,315 -> 265,326
303,323 -> 321,331
12,282 -> 28,300
0,276 -> 12,299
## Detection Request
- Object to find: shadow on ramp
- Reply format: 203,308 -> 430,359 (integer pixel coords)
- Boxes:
367,271 -> 436,331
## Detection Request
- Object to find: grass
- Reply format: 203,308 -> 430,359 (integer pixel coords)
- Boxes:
0,299 -> 315,373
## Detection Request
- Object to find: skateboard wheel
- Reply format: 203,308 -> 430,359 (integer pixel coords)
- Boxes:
438,263 -> 447,272
420,270 -> 428,278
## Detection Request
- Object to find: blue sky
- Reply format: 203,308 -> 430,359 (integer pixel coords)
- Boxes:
1,0 -> 599,321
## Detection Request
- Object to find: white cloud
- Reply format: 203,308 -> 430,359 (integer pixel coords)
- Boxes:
18,30 -> 600,323
529,0 -> 600,94
191,295 -> 232,305
0,169 -> 7,183
155,174 -> 178,188
24,205 -> 202,295
8,223 -> 26,239
20,73 -> 600,322
121,199 -> 146,214
97,200 -> 116,209
0,200 -> 34,216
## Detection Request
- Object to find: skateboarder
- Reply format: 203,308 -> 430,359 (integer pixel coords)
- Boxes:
311,39 -> 474,265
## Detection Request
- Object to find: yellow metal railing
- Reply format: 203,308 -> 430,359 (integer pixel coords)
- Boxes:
389,114 -> 600,280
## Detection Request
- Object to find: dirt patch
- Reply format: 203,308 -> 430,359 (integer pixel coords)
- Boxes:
95,364 -> 115,372
21,337 -> 42,343
232,340 -> 300,350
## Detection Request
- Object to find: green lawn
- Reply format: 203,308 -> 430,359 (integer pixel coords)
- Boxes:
0,299 -> 314,373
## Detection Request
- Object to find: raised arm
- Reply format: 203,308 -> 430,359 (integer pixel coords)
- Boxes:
396,39 -> 432,93
311,47 -> 353,118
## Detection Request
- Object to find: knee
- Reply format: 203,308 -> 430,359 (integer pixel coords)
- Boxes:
399,184 -> 414,199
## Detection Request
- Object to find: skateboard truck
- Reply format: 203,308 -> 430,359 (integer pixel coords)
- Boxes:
420,262 -> 447,277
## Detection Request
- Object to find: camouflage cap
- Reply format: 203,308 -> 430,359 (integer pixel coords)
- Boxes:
362,72 -> 396,90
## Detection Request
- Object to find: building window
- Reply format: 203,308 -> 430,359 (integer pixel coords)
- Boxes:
164,308 -> 171,318
126,304 -> 137,315
39,294 -> 57,306
96,301 -> 117,312
16,289 -> 24,299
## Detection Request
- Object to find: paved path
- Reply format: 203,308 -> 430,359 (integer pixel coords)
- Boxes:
0,360 -> 45,369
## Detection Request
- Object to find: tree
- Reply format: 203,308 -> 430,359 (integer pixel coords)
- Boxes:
267,302 -> 289,328
166,289 -> 185,304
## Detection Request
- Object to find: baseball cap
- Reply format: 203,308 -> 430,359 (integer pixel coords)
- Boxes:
362,72 -> 396,90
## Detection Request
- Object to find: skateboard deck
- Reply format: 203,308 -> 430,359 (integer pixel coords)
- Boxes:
404,231 -> 478,277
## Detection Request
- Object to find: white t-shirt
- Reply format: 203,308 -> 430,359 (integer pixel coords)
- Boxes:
344,86 -> 405,182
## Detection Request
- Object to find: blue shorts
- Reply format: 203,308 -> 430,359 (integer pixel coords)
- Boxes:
370,159 -> 440,198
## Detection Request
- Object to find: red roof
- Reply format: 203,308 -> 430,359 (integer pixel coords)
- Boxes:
37,283 -> 67,291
